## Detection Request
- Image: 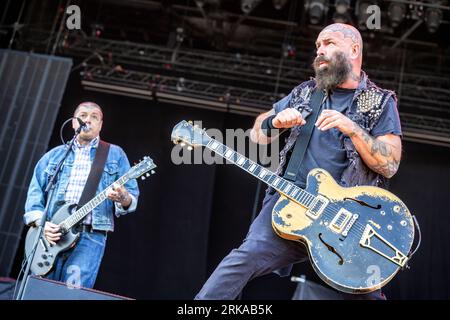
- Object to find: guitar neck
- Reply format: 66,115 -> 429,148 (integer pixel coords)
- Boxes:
62,175 -> 129,230
205,139 -> 316,208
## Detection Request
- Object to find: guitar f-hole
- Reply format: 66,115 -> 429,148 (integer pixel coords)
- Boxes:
318,233 -> 344,265
344,197 -> 381,210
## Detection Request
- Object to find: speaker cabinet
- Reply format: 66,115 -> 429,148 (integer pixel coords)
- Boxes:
22,276 -> 132,300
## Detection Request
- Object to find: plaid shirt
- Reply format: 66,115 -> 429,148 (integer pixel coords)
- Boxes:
64,136 -> 99,224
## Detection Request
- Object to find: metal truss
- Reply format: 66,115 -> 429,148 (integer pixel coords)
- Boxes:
81,64 -> 276,116
19,30 -> 450,146
81,64 -> 450,147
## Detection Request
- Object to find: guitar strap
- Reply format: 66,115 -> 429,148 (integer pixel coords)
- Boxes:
283,88 -> 325,181
77,140 -> 111,208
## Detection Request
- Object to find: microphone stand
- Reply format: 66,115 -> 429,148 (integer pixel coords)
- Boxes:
15,123 -> 83,300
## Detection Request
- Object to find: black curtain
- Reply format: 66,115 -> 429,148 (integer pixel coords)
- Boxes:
13,73 -> 450,299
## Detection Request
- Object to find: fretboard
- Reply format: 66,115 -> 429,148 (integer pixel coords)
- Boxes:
206,139 -> 316,208
61,175 -> 129,230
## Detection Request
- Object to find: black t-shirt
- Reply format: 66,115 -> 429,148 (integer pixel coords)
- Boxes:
274,87 -> 402,187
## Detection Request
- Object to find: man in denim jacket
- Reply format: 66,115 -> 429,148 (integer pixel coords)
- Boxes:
23,102 -> 139,288
196,24 -> 402,300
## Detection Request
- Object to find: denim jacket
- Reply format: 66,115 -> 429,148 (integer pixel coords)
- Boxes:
276,71 -> 397,189
23,142 -> 140,232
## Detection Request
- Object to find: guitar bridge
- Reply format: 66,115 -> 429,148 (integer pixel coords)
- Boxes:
360,225 -> 408,267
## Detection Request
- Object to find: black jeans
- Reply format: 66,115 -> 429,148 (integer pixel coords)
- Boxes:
195,191 -> 386,300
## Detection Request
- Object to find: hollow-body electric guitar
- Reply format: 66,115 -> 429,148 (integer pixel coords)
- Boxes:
171,120 -> 415,294
25,157 -> 156,276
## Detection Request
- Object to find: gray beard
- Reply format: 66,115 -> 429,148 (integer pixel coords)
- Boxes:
313,51 -> 353,91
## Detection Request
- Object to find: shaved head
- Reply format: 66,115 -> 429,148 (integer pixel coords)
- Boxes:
318,23 -> 363,56
313,23 -> 364,90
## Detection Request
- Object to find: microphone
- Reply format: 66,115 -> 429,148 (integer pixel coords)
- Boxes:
76,117 -> 90,132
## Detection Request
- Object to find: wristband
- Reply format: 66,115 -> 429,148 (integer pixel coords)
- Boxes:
261,115 -> 277,137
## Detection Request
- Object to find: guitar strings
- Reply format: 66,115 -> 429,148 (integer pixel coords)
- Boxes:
210,143 -> 376,238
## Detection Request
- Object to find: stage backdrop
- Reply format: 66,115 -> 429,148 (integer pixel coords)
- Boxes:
12,72 -> 450,299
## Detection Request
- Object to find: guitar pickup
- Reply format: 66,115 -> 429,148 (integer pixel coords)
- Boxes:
306,195 -> 329,220
329,208 -> 357,235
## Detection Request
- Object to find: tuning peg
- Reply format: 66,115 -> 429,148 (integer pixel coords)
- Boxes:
180,142 -> 186,147
141,176 -> 146,180
145,173 -> 150,177
151,170 -> 155,174
187,146 -> 193,151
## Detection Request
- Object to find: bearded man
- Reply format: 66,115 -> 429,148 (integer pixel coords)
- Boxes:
195,23 -> 402,300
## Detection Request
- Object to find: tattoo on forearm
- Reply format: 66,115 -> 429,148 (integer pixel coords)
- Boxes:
349,123 -> 370,144
349,122 -> 399,177
371,139 -> 392,157
372,159 -> 400,178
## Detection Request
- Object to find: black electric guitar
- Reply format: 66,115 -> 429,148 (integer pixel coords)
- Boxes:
25,156 -> 156,276
171,120 -> 416,294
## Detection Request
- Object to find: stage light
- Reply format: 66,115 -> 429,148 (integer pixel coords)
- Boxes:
332,0 -> 350,23
195,0 -> 221,9
388,3 -> 406,28
241,0 -> 262,14
305,0 -> 329,25
425,7 -> 442,33
355,0 -> 372,30
332,11 -> 351,23
90,23 -> 104,38
176,27 -> 185,43
176,77 -> 185,92
335,0 -> 350,14
195,0 -> 205,8
273,0 -> 289,10
282,44 -> 296,58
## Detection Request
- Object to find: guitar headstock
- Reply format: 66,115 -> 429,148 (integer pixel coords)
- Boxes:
127,156 -> 157,180
171,120 -> 211,149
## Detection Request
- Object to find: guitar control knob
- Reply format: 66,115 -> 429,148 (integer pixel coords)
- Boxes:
41,254 -> 48,260
37,263 -> 44,268
44,261 -> 50,266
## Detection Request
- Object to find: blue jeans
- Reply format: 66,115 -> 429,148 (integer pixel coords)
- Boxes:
46,231 -> 107,289
195,191 -> 386,300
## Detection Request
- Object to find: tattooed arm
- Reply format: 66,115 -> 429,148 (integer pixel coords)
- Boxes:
347,124 -> 401,178
316,109 -> 402,178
